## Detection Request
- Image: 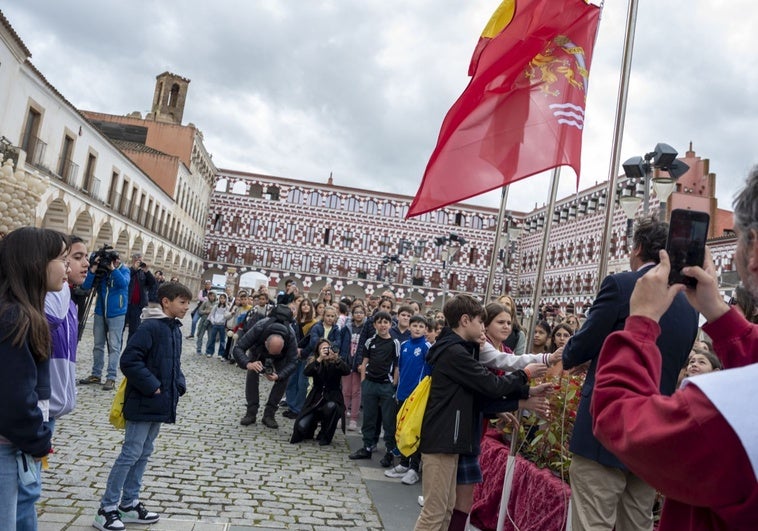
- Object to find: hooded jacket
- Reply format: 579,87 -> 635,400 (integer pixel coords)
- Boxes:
45,285 -> 78,419
121,306 -> 186,423
81,264 -> 131,318
419,327 -> 530,455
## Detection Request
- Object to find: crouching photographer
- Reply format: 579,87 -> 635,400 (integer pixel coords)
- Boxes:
78,245 -> 131,391
233,306 -> 298,430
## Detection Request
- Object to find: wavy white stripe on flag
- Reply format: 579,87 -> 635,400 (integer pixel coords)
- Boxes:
556,118 -> 584,129
550,103 -> 585,129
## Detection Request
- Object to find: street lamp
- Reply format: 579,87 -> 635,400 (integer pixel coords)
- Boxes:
434,232 -> 467,308
619,183 -> 642,251
399,239 -> 427,286
381,254 -> 401,285
622,142 -> 689,220
495,219 -> 522,295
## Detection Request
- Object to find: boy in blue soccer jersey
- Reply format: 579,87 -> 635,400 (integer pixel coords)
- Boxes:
385,314 -> 430,485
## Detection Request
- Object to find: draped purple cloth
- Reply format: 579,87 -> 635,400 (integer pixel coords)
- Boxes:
471,428 -> 571,531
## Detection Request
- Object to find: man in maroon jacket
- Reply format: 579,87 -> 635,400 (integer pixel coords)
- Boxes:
591,167 -> 758,530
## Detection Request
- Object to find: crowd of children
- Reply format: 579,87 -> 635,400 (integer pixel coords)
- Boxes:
14,250 -> 742,531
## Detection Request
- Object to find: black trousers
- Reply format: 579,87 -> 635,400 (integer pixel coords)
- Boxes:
291,401 -> 341,444
245,370 -> 289,419
125,304 -> 143,340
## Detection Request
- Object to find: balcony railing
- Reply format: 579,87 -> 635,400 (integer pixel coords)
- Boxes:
56,156 -> 79,186
83,177 -> 101,199
24,136 -> 47,168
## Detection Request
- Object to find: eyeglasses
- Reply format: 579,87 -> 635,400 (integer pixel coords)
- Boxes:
53,258 -> 70,268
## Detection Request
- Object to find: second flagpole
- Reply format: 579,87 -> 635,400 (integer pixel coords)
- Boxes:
484,186 -> 510,303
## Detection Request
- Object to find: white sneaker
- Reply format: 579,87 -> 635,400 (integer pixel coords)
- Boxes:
93,508 -> 125,531
384,464 -> 410,478
348,420 -> 358,431
118,502 -> 159,524
401,468 -> 420,485
417,496 -> 425,507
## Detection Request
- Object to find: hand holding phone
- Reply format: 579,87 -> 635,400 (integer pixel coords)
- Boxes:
665,209 -> 710,287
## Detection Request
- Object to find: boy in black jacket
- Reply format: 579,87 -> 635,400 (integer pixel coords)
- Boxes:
414,295 -> 536,531
93,282 -> 191,531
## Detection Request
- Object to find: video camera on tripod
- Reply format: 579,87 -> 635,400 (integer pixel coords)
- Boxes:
90,244 -> 120,282
77,244 -> 121,340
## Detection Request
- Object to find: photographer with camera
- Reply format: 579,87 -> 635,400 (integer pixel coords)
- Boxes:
232,306 -> 299,430
125,253 -> 155,340
290,339 -> 350,446
78,246 -> 131,391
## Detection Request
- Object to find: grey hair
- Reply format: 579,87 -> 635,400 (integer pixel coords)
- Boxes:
733,166 -> 758,239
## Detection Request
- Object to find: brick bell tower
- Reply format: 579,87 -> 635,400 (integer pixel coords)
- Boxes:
149,72 -> 190,125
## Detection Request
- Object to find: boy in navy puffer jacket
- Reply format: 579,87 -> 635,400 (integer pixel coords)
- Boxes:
92,282 -> 192,531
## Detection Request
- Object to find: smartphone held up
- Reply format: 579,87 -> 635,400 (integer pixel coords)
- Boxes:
665,209 -> 710,287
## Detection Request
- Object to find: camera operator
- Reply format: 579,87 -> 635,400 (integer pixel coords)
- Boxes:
232,311 -> 298,430
78,249 -> 131,391
125,253 -> 156,339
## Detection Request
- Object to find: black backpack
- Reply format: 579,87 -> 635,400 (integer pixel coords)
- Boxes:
268,303 -> 293,324
241,303 -> 293,337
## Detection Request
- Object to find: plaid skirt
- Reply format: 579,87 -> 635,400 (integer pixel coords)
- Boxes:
456,453 -> 483,485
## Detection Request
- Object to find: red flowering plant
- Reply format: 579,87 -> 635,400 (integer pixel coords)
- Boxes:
499,372 -> 585,481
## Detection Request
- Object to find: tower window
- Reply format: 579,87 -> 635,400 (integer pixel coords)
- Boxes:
169,84 -> 180,107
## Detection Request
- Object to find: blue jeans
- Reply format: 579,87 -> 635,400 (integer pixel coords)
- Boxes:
0,444 -> 20,531
285,359 -> 308,414
205,325 -> 226,356
190,309 -> 201,335
195,318 -> 209,354
16,419 -> 54,531
101,420 -> 161,510
92,313 -> 126,380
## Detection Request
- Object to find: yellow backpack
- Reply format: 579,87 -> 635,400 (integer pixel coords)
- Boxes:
395,375 -> 431,457
109,378 -> 127,429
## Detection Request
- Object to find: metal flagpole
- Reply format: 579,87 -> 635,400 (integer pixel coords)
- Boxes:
495,167 -> 560,531
527,167 -> 561,341
484,186 -> 510,303
595,0 -> 640,288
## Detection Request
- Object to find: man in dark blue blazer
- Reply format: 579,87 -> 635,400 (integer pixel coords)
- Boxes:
562,216 -> 698,531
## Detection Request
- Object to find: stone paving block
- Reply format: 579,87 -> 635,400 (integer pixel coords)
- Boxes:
38,511 -> 77,523
148,519 -> 200,531
191,523 -> 229,531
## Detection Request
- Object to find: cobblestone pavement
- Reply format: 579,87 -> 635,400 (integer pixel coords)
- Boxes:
37,316 -> 420,530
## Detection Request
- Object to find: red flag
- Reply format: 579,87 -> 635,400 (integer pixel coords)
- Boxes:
407,0 -> 602,217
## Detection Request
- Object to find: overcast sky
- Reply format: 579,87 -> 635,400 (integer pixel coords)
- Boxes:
3,1 -> 755,215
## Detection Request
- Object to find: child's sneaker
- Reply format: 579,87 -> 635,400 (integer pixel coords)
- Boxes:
384,464 -> 410,478
118,502 -> 160,524
93,507 -> 125,531
379,451 -> 394,467
401,468 -> 420,485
